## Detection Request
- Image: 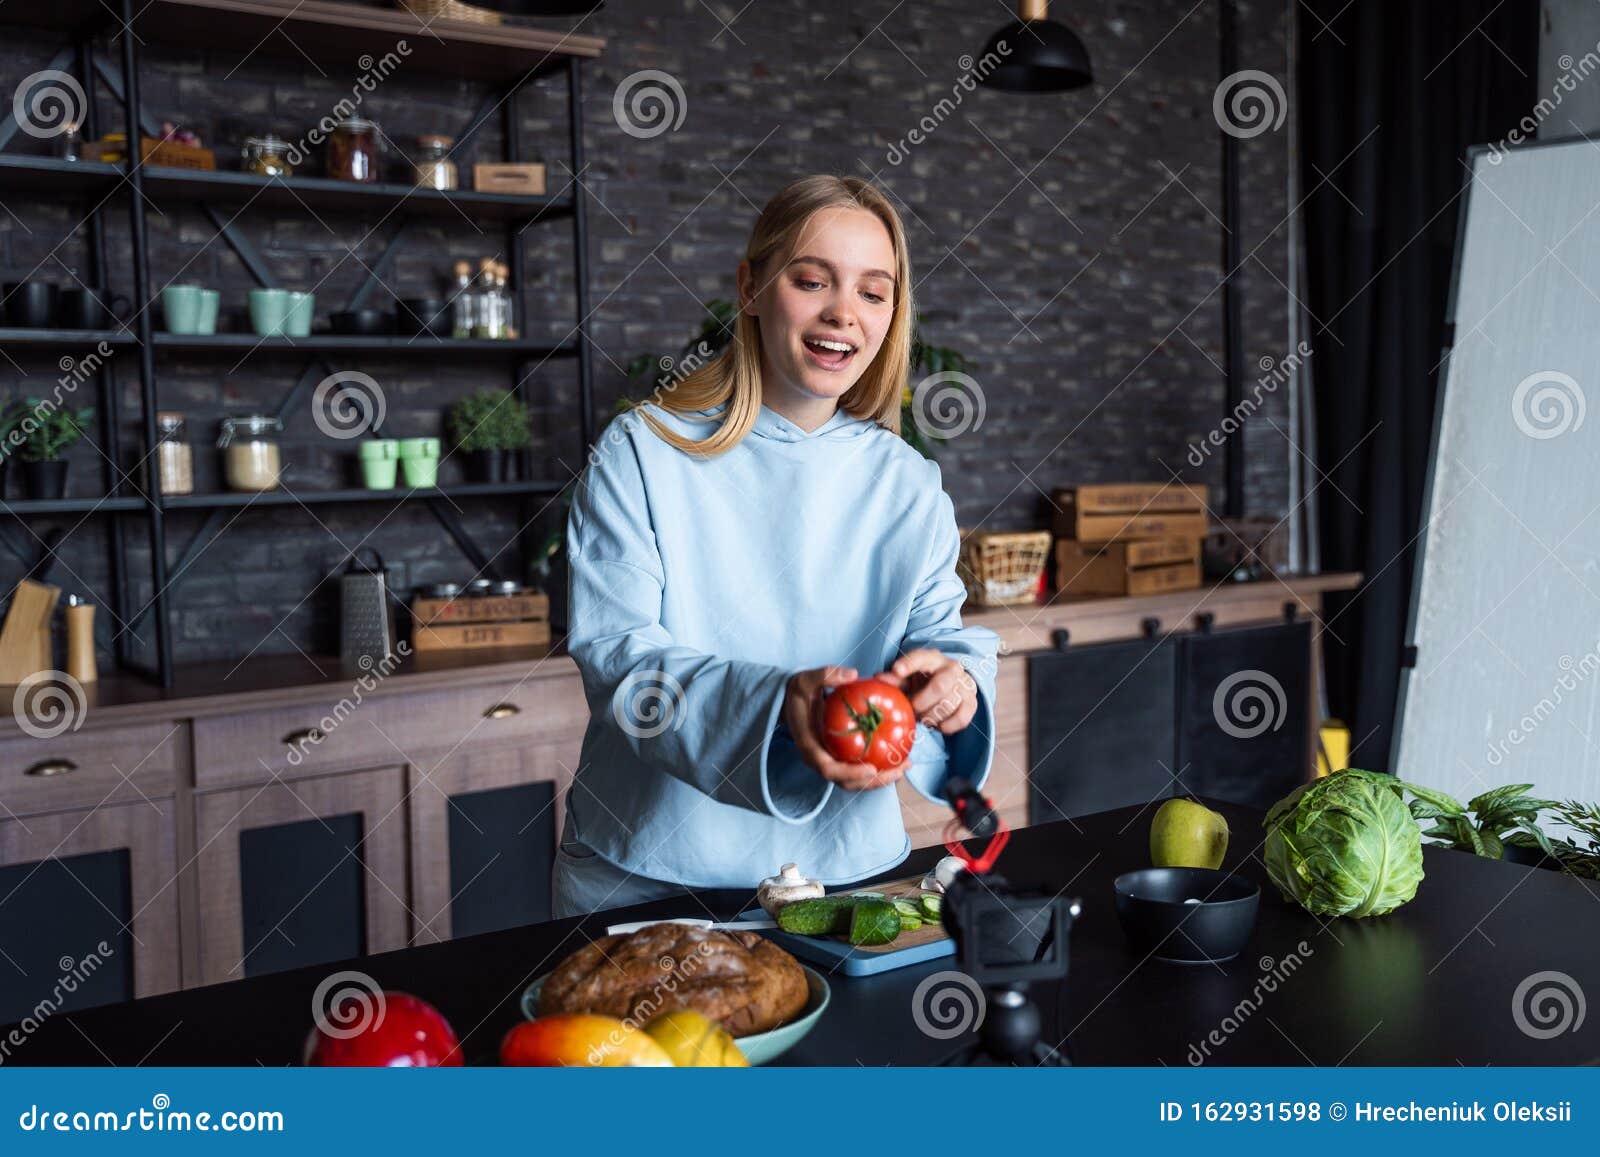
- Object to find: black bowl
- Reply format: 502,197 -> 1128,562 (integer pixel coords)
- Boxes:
329,308 -> 393,336
1113,867 -> 1260,964
394,297 -> 449,338
4,281 -> 59,329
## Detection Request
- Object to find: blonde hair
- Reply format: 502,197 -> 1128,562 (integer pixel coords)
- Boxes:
636,174 -> 914,457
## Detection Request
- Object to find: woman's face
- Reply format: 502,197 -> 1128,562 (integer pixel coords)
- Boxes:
739,206 -> 898,404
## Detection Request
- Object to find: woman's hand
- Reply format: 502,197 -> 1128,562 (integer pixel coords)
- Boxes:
783,665 -> 906,792
877,649 -> 979,735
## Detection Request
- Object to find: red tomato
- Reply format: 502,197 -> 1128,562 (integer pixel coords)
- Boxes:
303,991 -> 462,1067
817,678 -> 917,771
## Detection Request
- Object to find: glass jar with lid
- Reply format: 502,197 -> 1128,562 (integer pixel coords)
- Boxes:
155,411 -> 194,495
217,414 -> 284,492
326,118 -> 380,183
243,134 -> 294,178
413,135 -> 457,191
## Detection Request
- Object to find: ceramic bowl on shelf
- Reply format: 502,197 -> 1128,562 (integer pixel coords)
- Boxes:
1113,867 -> 1260,964
518,963 -> 830,1066
329,308 -> 392,335
395,296 -> 450,337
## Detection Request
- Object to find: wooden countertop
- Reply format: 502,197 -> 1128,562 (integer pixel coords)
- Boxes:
8,572 -> 1361,733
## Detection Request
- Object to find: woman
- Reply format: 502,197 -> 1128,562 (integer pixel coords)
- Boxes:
554,174 -> 999,919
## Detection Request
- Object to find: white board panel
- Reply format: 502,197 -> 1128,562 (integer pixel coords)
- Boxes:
1394,139 -> 1600,820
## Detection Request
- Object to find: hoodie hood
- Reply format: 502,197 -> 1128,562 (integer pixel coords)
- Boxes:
691,401 -> 877,443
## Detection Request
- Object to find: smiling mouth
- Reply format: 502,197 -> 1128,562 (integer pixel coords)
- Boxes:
802,336 -> 857,371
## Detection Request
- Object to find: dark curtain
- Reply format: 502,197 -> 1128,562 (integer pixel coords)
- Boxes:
1299,0 -> 1537,768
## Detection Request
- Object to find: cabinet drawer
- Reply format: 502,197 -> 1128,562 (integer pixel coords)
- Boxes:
194,700 -> 405,787
193,674 -> 590,788
397,675 -> 590,753
0,722 -> 181,817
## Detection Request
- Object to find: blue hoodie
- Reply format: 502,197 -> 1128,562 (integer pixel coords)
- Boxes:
563,399 -> 999,888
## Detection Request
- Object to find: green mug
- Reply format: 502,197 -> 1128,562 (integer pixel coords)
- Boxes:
398,438 -> 440,487
162,284 -> 207,334
248,288 -> 291,337
284,291 -> 314,337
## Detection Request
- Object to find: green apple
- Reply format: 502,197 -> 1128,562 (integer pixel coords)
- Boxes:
1150,798 -> 1229,869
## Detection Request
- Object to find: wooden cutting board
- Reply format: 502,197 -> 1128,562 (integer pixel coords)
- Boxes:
744,875 -> 954,977
0,580 -> 60,685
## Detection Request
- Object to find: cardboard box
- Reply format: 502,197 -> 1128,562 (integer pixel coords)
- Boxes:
1056,537 -> 1203,597
471,162 -> 546,195
1052,481 -> 1209,542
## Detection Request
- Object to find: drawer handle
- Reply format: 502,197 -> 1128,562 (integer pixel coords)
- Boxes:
283,727 -> 325,746
25,759 -> 78,778
484,703 -> 520,720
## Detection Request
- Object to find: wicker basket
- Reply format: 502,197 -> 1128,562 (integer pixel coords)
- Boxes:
397,0 -> 503,25
957,529 -> 1052,607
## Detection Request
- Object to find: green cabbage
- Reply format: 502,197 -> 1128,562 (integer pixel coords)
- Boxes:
1263,768 -> 1424,918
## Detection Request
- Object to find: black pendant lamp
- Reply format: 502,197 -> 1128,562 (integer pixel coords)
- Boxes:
978,0 -> 1093,93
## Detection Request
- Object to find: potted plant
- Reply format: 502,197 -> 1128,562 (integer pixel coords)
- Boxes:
447,389 -> 530,483
2,399 -> 94,500
1403,781 -> 1560,863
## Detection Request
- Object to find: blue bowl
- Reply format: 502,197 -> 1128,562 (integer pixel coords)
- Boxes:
520,963 -> 830,1065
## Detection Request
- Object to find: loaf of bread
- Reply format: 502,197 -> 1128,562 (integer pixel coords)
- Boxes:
538,923 -> 810,1037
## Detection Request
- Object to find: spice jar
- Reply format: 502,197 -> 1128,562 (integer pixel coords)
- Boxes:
217,414 -> 284,492
326,117 -> 379,183
243,134 -> 294,178
155,411 -> 193,495
413,135 -> 457,191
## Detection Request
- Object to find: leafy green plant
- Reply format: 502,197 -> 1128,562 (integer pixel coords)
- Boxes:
1403,782 -> 1558,861
1535,800 -> 1600,879
1,400 -> 94,462
447,389 -> 530,453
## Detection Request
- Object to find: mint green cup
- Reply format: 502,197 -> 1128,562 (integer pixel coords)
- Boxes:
359,439 -> 399,461
248,288 -> 291,336
162,285 -> 205,334
285,291 -> 314,337
361,457 -> 398,489
195,289 -> 220,335
398,437 -> 440,487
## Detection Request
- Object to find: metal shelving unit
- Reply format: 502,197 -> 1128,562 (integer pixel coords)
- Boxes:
0,0 -> 603,688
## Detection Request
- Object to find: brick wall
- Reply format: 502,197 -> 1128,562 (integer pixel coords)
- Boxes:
0,0 -> 1294,670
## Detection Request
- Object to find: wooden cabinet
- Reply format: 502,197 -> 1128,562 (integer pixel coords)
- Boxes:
408,739 -> 577,945
0,800 -> 180,1025
191,767 -> 409,985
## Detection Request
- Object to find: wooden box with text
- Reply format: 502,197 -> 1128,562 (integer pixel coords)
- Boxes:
1051,482 -> 1209,543
1056,537 -> 1203,597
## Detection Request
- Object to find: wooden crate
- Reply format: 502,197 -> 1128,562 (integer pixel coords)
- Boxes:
1056,537 -> 1203,597
1052,482 -> 1209,543
409,590 -> 550,652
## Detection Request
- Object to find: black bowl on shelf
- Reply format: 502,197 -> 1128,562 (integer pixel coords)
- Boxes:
1112,867 -> 1260,964
394,297 -> 450,338
329,308 -> 393,336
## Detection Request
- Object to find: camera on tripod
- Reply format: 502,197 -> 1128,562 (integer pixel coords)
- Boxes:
935,778 -> 1082,1066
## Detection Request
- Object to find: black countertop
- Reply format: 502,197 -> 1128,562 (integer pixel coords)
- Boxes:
8,802 -> 1600,1066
